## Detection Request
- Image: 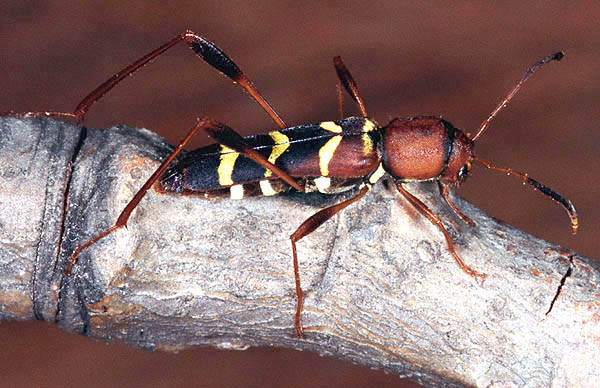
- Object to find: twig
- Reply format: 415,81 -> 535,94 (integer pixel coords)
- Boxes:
0,117 -> 598,388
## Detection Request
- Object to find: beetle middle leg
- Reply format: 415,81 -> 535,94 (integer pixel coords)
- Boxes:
333,56 -> 368,118
290,184 -> 370,338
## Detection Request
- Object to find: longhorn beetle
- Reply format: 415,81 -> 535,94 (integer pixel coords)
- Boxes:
10,31 -> 578,338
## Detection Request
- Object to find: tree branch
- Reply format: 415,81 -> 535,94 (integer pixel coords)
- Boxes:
1,117 -> 598,388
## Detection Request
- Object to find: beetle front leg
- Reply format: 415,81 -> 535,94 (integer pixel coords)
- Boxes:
396,182 -> 486,282
438,182 -> 476,227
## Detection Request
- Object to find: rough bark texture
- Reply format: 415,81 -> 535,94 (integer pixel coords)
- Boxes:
0,117 -> 598,388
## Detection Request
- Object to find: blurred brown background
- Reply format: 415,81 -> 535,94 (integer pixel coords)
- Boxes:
1,1 -> 598,387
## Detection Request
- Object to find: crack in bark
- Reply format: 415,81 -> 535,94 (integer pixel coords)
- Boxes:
31,120 -> 52,320
54,127 -> 87,273
545,255 -> 574,315
52,127 -> 87,322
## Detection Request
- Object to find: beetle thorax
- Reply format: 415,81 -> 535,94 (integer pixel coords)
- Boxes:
380,117 -> 473,185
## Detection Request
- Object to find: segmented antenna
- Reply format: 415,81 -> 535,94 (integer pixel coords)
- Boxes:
471,52 -> 564,142
472,157 -> 578,234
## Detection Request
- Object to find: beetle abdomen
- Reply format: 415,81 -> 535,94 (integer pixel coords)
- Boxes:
157,117 -> 380,198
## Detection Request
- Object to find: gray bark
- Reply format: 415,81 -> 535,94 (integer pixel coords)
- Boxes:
0,116 -> 598,388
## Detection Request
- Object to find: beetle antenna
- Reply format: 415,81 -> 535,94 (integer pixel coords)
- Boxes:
471,52 -> 564,142
472,157 -> 578,234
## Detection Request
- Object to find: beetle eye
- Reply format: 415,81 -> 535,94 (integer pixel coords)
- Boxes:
458,164 -> 470,181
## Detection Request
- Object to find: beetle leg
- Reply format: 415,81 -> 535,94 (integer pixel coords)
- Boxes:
66,118 -> 207,274
201,118 -> 304,192
333,56 -> 368,117
396,183 -> 486,282
290,185 -> 370,337
438,182 -> 476,227
8,31 -> 286,129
